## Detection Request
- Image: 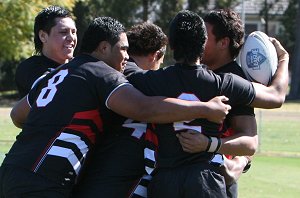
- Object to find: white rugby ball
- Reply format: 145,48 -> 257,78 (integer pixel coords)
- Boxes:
237,31 -> 278,85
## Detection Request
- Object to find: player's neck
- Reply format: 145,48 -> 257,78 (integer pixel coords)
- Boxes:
210,56 -> 233,70
176,58 -> 200,66
130,55 -> 149,70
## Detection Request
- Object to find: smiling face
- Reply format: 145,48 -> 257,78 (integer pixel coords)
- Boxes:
40,17 -> 77,64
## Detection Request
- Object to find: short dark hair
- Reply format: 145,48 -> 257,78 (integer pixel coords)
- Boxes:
34,5 -> 72,54
203,9 -> 245,59
127,22 -> 168,57
169,10 -> 207,64
80,17 -> 125,53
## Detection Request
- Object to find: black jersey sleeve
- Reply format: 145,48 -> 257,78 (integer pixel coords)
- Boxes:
84,61 -> 131,108
15,56 -> 60,98
215,61 -> 255,117
219,73 -> 256,107
125,69 -> 150,94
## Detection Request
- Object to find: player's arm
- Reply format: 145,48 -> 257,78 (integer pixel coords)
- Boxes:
10,96 -> 30,128
177,116 -> 257,156
107,85 -> 231,123
250,38 -> 289,109
10,86 -> 230,128
218,116 -> 258,156
221,156 -> 252,185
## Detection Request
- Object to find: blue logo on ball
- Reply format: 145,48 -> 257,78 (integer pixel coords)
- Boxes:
246,48 -> 266,70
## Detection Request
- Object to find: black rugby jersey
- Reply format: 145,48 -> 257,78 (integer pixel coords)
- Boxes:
3,54 -> 130,186
214,61 -> 255,119
15,55 -> 61,98
126,63 -> 256,168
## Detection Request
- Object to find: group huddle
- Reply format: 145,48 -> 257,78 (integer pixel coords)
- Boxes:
0,5 -> 289,198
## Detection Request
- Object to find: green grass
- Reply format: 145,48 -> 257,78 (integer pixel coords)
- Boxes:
238,102 -> 300,198
0,102 -> 300,197
0,108 -> 20,161
239,155 -> 300,198
259,121 -> 300,154
0,108 -> 20,139
255,104 -> 300,155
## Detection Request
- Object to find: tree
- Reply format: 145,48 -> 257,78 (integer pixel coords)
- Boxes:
154,0 -> 185,32
186,0 -> 209,15
0,1 -> 35,62
277,0 -> 300,99
151,0 -> 185,65
258,0 -> 282,35
73,0 -> 143,56
279,0 -> 298,53
215,0 -> 240,8
0,0 -> 75,90
0,0 -> 75,62
288,0 -> 300,99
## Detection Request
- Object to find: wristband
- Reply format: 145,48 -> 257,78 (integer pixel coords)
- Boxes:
206,136 -> 221,153
243,161 -> 252,173
242,156 -> 252,173
215,137 -> 221,152
205,136 -> 212,152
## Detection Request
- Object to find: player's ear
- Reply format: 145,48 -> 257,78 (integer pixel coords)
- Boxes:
151,51 -> 159,62
218,37 -> 230,49
97,41 -> 111,55
39,30 -> 48,43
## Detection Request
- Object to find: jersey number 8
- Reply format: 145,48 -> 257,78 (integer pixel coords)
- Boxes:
36,69 -> 68,107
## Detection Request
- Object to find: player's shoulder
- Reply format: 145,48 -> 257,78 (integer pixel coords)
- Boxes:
15,56 -> 43,79
196,63 -> 223,79
80,59 -> 117,74
216,61 -> 247,79
17,55 -> 41,68
16,55 -> 58,72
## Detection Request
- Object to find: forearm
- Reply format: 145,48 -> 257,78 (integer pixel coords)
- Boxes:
219,134 -> 258,156
177,115 -> 258,155
222,156 -> 251,185
269,38 -> 290,104
138,97 -> 211,123
131,95 -> 230,123
180,132 -> 258,156
108,85 -> 224,123
251,42 -> 289,109
219,115 -> 258,156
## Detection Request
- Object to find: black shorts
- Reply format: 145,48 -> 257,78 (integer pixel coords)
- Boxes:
0,165 -> 71,198
148,162 -> 227,198
226,181 -> 238,198
72,137 -> 145,198
73,178 -> 138,198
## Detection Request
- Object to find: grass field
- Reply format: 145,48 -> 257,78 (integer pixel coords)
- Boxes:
238,102 -> 300,198
239,155 -> 300,198
0,107 -> 20,161
1,101 -> 300,197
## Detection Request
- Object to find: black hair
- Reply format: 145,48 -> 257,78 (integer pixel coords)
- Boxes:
169,10 -> 207,64
127,22 -> 168,56
80,17 -> 125,53
34,5 -> 72,54
203,9 -> 245,58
